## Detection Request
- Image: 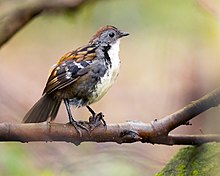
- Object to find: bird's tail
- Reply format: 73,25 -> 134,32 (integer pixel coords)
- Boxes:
22,94 -> 61,123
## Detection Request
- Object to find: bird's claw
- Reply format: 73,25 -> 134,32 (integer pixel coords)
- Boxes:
88,112 -> 106,131
67,120 -> 90,137
66,112 -> 106,135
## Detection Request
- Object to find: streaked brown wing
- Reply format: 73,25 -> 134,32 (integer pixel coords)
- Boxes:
43,44 -> 98,95
43,68 -> 79,94
58,44 -> 97,64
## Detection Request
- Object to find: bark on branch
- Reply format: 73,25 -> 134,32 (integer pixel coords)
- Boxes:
1,88 -> 220,145
0,122 -> 220,146
0,0 -> 90,48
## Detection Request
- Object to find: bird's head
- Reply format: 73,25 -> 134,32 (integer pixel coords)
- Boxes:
89,25 -> 129,47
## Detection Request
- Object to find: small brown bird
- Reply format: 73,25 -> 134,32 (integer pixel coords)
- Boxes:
22,25 -> 129,129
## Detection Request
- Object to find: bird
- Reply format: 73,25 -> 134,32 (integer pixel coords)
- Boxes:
22,25 -> 129,130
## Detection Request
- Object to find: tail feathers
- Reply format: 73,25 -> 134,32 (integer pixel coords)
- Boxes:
22,95 -> 61,123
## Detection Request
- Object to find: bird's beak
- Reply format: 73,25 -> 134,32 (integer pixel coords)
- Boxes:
119,31 -> 129,38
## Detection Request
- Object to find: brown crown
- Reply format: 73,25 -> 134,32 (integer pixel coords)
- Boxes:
89,25 -> 118,43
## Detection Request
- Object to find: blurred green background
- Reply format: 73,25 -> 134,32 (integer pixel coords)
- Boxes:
1,0 -> 220,175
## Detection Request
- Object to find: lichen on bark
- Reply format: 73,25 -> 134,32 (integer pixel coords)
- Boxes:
156,142 -> 220,176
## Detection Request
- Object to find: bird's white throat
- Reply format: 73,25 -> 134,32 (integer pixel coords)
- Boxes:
108,39 -> 121,64
107,39 -> 121,80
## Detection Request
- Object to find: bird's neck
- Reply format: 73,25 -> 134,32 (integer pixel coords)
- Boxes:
104,40 -> 121,68
108,40 -> 120,61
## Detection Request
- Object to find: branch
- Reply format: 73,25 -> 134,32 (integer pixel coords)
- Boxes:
0,0 -> 90,48
158,88 -> 220,133
1,88 -> 220,145
0,122 -> 220,146
150,134 -> 220,145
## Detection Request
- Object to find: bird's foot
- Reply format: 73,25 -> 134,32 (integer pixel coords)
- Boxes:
88,112 -> 106,131
67,120 -> 90,137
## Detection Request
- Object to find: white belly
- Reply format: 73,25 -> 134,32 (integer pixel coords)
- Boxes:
90,40 -> 121,104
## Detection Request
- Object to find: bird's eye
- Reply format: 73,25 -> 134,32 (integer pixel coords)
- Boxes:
109,32 -> 115,38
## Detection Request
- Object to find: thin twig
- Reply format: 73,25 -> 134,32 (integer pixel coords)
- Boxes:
149,134 -> 220,145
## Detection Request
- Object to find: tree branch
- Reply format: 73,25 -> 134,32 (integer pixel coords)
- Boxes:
158,88 -> 220,134
150,134 -> 220,145
1,88 -> 220,145
0,0 -> 90,48
0,122 -> 220,146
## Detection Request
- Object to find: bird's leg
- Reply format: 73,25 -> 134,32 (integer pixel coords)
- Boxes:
64,99 -> 74,124
86,105 -> 96,116
64,99 -> 89,135
86,106 -> 106,129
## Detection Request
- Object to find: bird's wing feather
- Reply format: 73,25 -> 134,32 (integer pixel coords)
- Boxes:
43,44 -> 98,94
